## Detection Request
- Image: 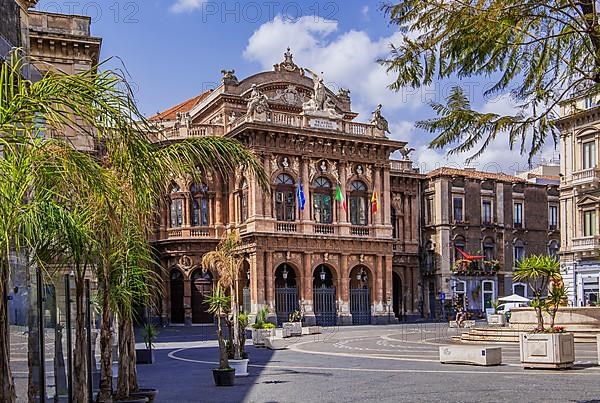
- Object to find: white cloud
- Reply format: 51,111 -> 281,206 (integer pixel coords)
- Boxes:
361,6 -> 370,18
170,0 -> 205,13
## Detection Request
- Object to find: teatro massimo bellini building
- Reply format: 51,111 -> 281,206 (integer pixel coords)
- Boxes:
149,50 -> 422,326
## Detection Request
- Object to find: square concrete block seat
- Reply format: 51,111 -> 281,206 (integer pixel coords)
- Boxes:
301,326 -> 321,335
265,337 -> 287,350
449,320 -> 476,329
439,345 -> 502,366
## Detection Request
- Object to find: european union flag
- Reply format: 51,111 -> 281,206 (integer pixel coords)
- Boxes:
297,181 -> 306,210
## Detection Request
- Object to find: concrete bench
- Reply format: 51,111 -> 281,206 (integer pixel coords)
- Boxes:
439,345 -> 502,366
265,337 -> 287,350
301,326 -> 322,335
449,320 -> 476,329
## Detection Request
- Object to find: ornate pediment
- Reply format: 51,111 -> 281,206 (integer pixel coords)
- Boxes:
577,195 -> 600,206
273,48 -> 304,75
271,85 -> 306,107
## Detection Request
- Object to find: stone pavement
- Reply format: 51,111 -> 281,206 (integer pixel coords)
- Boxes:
137,324 -> 600,403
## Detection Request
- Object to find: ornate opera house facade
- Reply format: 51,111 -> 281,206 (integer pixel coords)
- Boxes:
149,50 -> 422,326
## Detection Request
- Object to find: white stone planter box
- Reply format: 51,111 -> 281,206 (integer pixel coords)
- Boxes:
274,328 -> 292,338
229,358 -> 249,377
265,337 -> 286,350
597,335 -> 600,366
252,329 -> 274,346
519,333 -> 575,369
439,346 -> 502,366
301,326 -> 321,335
283,322 -> 302,336
487,314 -> 506,327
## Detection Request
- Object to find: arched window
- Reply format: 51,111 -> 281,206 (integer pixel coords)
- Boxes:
275,173 -> 296,222
190,182 -> 209,227
313,177 -> 333,224
454,236 -> 466,261
548,240 -> 559,258
483,237 -> 495,261
514,239 -> 525,264
239,179 -> 249,223
169,183 -> 183,228
349,181 -> 368,226
513,282 -> 527,298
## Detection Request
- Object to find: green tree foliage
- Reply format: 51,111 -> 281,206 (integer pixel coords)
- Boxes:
513,255 -> 561,331
382,1 -> 600,162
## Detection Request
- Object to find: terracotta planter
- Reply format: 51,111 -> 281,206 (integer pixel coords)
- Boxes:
519,332 -> 575,369
229,358 -> 249,377
212,368 -> 235,386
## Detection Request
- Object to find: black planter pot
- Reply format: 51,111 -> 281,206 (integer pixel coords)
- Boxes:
130,388 -> 159,403
212,368 -> 235,386
136,348 -> 155,364
113,396 -> 148,403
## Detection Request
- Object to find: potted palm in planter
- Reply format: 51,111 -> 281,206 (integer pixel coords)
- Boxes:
136,323 -> 158,364
202,231 -> 249,379
205,287 -> 235,386
283,310 -> 303,336
252,307 -> 276,346
487,300 -> 506,327
514,255 -> 574,369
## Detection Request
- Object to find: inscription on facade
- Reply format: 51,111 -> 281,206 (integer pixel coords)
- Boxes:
309,118 -> 338,131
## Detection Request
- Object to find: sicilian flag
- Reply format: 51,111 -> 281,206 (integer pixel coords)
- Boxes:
371,190 -> 379,214
297,181 -> 306,210
335,183 -> 347,211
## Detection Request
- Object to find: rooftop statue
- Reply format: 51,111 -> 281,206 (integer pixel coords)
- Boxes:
370,104 -> 390,134
246,84 -> 269,122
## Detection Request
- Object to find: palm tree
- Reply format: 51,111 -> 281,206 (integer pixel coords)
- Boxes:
202,231 -> 246,362
513,255 -> 560,331
1,49 -> 268,401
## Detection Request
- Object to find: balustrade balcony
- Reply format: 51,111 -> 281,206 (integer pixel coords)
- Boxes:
572,236 -> 600,252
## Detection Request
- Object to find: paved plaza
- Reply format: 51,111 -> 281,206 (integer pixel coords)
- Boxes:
135,324 -> 600,402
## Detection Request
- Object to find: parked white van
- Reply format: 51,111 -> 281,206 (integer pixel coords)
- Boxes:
496,302 -> 528,315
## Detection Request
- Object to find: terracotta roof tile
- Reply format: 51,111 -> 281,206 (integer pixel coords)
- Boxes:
426,167 -> 526,183
149,90 -> 213,121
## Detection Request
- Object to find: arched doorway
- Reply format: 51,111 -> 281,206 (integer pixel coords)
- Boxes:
191,269 -> 213,324
392,272 -> 402,320
274,263 -> 299,324
313,265 -> 336,326
349,265 -> 371,325
170,270 -> 184,324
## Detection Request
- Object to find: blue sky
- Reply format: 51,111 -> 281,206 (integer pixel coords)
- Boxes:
34,0 -> 558,173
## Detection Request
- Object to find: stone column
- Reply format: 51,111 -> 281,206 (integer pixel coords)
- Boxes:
183,277 -> 192,326
264,154 -> 273,220
183,196 -> 190,227
339,161 -> 349,235
263,251 -> 276,323
215,192 -> 223,225
339,254 -> 351,325
303,252 -> 316,325
375,255 -> 384,321
403,195 -> 411,241
228,181 -> 236,225
385,255 -> 397,324
383,166 -> 391,226
265,251 -> 274,311
411,194 -> 418,243
412,266 -> 420,314
301,157 -> 311,230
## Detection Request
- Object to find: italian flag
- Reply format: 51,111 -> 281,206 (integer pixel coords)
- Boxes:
371,191 -> 379,214
335,184 -> 347,211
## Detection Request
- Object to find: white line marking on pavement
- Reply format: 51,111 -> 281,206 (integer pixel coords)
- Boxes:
167,347 -> 600,376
